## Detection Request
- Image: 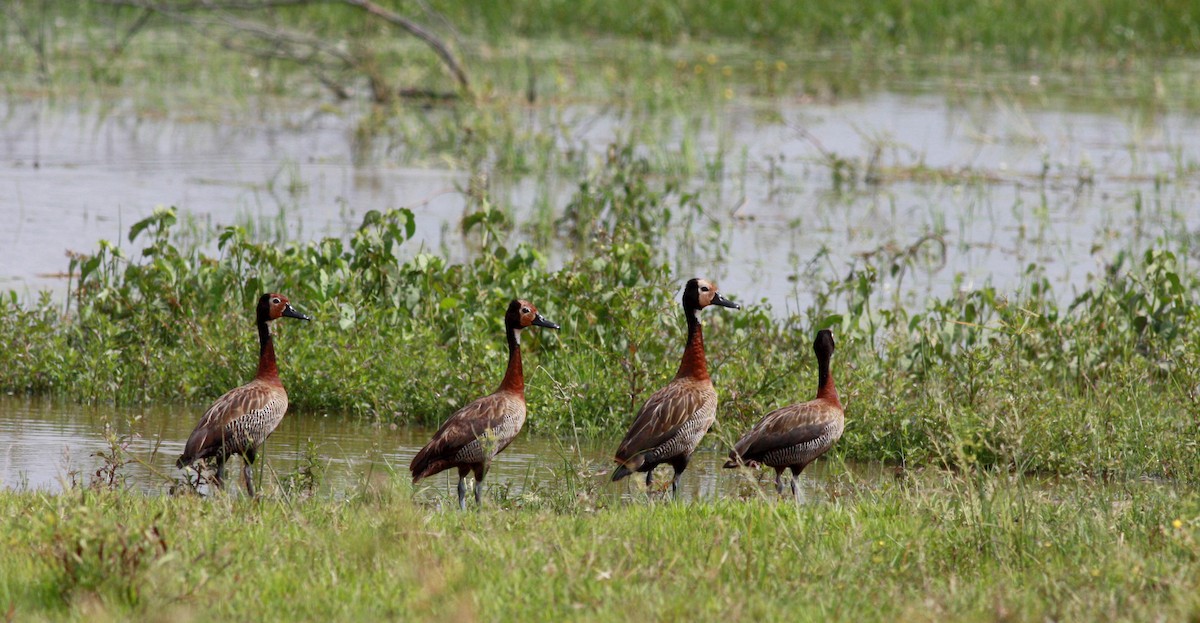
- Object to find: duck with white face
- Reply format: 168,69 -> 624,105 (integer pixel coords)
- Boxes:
611,278 -> 740,497
410,298 -> 559,509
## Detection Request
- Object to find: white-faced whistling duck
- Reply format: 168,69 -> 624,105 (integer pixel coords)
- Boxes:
724,329 -> 844,499
410,299 -> 559,510
611,278 -> 740,497
176,293 -> 310,497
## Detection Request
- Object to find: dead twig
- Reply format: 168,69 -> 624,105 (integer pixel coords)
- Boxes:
92,0 -> 471,100
338,0 -> 471,95
5,0 -> 51,85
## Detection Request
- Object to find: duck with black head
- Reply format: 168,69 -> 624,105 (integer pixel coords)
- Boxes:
410,299 -> 559,510
724,329 -> 844,499
611,278 -> 740,498
176,293 -> 311,497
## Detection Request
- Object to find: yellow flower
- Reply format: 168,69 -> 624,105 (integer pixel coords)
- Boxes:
722,66 -> 733,77
775,60 -> 788,72
755,60 -> 766,72
1172,519 -> 1183,529
706,53 -> 718,65
723,87 -> 733,100
694,64 -> 705,75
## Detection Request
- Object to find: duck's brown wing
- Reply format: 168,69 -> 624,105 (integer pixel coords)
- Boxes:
729,401 -> 841,462
178,381 -> 287,466
410,393 -> 516,480
614,380 -> 708,463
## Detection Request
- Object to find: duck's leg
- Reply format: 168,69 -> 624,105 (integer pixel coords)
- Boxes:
775,468 -> 785,495
242,448 -> 257,498
456,466 -> 470,510
790,465 -> 803,502
212,457 -> 226,491
669,456 -> 690,499
645,468 -> 654,488
473,464 -> 487,507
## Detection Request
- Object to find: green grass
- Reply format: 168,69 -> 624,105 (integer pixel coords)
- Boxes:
1,470 -> 1197,621
33,0 -> 1200,55
6,1 -> 1200,111
426,0 -> 1200,56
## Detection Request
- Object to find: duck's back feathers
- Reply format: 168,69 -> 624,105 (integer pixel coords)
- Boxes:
410,391 -> 526,482
613,378 -> 716,474
177,379 -> 288,468
726,399 -> 843,468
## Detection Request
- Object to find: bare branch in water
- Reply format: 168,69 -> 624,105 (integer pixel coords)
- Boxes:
91,0 -> 471,100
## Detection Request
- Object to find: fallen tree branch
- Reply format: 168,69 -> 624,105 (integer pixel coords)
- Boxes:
337,0 -> 470,95
91,0 -> 471,100
4,0 -> 51,85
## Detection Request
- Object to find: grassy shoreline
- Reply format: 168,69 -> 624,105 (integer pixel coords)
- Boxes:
1,470 -> 1197,621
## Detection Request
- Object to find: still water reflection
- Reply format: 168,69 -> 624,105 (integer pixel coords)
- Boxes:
0,395 -> 871,502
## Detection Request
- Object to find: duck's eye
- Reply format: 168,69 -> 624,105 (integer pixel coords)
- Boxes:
271,297 -> 281,305
700,287 -> 710,292
521,308 -> 530,314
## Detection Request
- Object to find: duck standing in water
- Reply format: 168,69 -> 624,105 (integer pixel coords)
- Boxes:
611,278 -> 740,497
410,299 -> 559,509
725,329 -> 844,499
177,293 -> 311,497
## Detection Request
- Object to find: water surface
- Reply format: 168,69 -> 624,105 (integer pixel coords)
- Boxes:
0,395 -> 867,502
2,91 -> 1196,314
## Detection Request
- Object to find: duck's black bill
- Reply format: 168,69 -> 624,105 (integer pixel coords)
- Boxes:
533,314 -> 560,329
282,304 -> 312,321
712,293 -> 741,309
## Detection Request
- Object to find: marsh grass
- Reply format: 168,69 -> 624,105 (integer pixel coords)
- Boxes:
0,468 -> 1197,621
7,2 -> 1200,114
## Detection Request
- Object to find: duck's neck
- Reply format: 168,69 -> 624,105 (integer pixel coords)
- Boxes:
816,350 -> 840,406
255,320 -> 281,383
498,325 -> 525,395
674,307 -> 709,381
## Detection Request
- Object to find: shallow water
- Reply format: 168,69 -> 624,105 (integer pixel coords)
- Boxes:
0,395 -> 871,502
2,88 -> 1197,314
